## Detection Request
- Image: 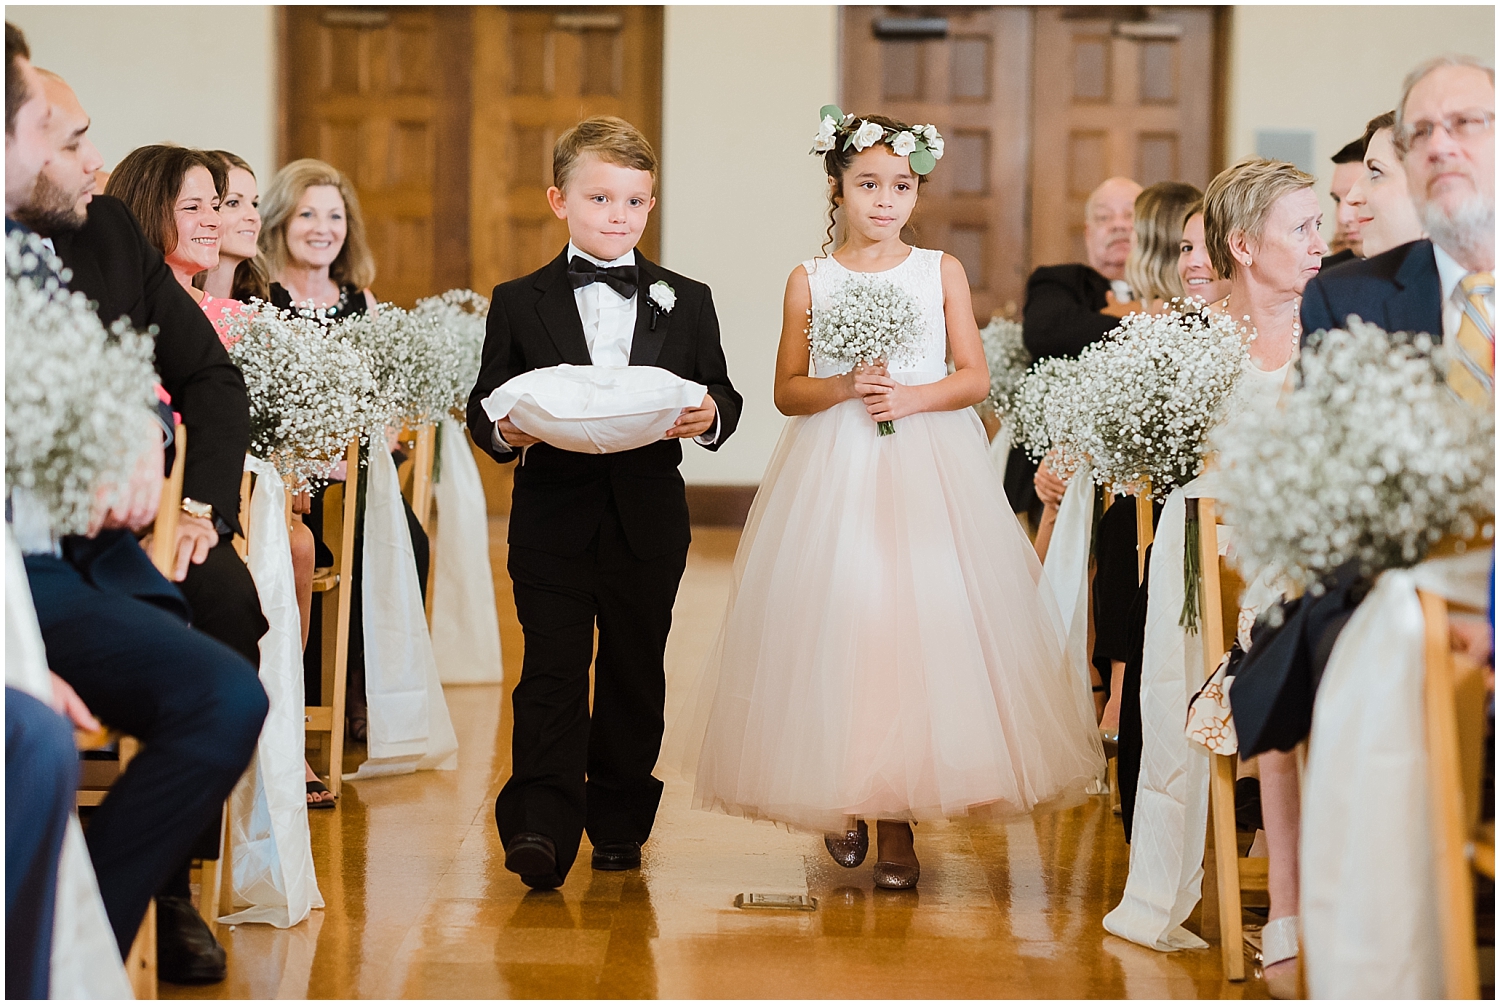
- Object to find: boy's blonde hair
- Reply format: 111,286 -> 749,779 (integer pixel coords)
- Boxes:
553,116 -> 658,192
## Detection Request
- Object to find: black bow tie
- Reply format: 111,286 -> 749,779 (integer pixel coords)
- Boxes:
567,255 -> 638,299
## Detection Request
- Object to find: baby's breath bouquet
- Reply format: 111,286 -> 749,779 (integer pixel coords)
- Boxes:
5,256 -> 159,537
1214,322 -> 1494,592
979,315 -> 1030,421
1074,306 -> 1248,500
808,272 -> 926,434
412,288 -> 489,418
225,301 -> 384,490
1012,355 -> 1089,475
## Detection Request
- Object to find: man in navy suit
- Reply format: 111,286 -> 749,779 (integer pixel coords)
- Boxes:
1302,55 -> 1494,363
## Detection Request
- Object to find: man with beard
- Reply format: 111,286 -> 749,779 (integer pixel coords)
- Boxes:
8,55 -> 268,985
1302,55 -> 1494,396
1005,175 -> 1143,516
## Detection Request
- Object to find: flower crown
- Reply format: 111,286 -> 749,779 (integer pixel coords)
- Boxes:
810,105 -> 944,175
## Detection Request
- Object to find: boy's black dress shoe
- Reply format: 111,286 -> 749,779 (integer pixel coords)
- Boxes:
156,895 -> 227,984
504,832 -> 562,889
591,841 -> 642,871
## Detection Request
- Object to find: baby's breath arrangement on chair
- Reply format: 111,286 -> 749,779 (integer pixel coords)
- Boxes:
1073,306 -> 1248,501
412,288 -> 490,417
1012,355 -> 1089,476
1213,321 -> 1495,593
4,266 -> 159,536
807,272 -> 926,435
224,301 -> 384,490
978,315 -> 1030,422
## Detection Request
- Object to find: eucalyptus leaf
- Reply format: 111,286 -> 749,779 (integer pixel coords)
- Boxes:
909,148 -> 937,175
819,104 -> 843,122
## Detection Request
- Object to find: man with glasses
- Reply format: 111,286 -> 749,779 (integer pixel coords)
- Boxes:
1302,54 -> 1495,406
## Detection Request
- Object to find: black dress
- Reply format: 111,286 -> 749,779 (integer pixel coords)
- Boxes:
268,280 -> 369,321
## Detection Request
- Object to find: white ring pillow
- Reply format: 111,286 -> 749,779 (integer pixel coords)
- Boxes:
481,364 -> 708,455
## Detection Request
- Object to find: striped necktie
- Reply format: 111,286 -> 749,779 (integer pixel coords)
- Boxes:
1448,271 -> 1494,405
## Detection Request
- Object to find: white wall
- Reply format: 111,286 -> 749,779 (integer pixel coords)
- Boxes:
1226,5 -> 1494,241
660,5 -> 839,486
7,5 -> 277,181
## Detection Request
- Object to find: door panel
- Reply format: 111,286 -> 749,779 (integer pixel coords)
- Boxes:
841,6 -> 1220,320
470,6 -> 663,289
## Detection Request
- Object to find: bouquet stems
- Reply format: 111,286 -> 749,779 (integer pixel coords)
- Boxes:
877,420 -> 895,436
1180,503 -> 1201,632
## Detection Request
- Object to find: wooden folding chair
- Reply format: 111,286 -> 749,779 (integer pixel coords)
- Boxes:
1190,496 -> 1269,982
1419,588 -> 1489,999
305,438 -> 360,799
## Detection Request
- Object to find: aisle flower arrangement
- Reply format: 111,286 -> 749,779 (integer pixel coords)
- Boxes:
979,315 -> 1030,422
412,288 -> 490,417
1073,305 -> 1248,501
1214,322 -> 1495,592
1012,355 -> 1087,475
808,272 -> 926,434
225,301 -> 385,489
5,260 -> 159,536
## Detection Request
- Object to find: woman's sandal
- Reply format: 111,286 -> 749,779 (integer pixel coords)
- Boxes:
306,779 -> 338,810
1257,915 -> 1300,999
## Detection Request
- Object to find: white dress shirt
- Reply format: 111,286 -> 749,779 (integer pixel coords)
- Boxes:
1432,242 -> 1495,344
493,243 -> 717,451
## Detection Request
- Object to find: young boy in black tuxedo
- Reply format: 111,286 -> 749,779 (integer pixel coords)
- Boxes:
466,116 -> 741,889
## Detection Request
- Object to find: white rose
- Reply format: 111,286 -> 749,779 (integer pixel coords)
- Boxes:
649,281 -> 676,313
812,115 -> 838,153
852,120 -> 885,151
925,131 -> 945,159
890,130 -> 917,156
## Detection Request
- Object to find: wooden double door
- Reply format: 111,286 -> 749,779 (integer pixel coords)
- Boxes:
842,6 -> 1222,321
281,6 -> 663,307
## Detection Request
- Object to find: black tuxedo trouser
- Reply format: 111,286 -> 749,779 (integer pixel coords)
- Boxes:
498,498 -> 687,881
24,552 -> 267,954
6,688 -> 77,998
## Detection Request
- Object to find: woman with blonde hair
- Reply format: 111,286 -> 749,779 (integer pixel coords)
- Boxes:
1123,181 -> 1203,310
260,158 -> 377,317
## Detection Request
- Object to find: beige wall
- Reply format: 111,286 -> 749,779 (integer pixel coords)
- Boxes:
8,5 -> 277,181
660,5 -> 838,486
1225,5 -> 1494,240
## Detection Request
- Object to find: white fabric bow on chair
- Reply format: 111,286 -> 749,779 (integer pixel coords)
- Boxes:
430,418 -> 504,685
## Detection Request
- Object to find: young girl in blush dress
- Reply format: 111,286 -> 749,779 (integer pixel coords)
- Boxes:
677,112 -> 1104,889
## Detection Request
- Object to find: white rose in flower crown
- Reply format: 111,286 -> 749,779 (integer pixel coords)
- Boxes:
919,125 -> 945,158
852,120 -> 885,151
890,130 -> 917,156
813,115 -> 839,153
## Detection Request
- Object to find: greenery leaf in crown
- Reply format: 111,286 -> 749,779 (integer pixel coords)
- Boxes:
811,105 -> 945,176
1214,321 -> 1494,592
5,231 -> 160,537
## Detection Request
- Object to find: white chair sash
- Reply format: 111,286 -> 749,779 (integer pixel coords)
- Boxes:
221,456 -> 323,927
430,418 -> 504,685
1041,463 -> 1095,695
986,418 -> 1013,478
1301,548 -> 1491,998
5,526 -> 132,998
346,446 -> 458,778
1103,482 -> 1211,951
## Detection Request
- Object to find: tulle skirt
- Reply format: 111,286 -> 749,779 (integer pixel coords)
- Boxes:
674,397 -> 1106,833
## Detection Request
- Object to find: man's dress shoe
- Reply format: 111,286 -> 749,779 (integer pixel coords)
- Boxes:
156,895 -> 227,984
504,832 -> 562,889
591,841 -> 642,871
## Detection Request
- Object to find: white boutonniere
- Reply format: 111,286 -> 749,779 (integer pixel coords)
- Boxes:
649,281 -> 675,314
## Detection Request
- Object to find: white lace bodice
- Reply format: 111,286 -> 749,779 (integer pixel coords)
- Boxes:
802,247 -> 948,383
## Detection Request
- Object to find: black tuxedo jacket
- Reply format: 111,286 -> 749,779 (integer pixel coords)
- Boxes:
50,196 -> 251,532
1022,263 -> 1117,359
466,249 -> 742,559
1300,238 -> 1443,346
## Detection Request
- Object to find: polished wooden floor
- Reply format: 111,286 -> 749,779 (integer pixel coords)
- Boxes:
168,521 -> 1270,999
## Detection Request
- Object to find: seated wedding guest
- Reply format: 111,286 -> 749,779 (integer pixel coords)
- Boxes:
10,64 -> 267,984
1088,182 -> 1202,733
1326,134 -> 1367,264
1006,175 -> 1144,519
201,150 -> 269,302
1301,55 -> 1494,358
261,157 -> 427,745
1340,111 -> 1428,260
108,145 -> 332,807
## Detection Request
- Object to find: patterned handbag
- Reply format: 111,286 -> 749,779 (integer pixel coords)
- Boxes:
1186,642 -> 1245,755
